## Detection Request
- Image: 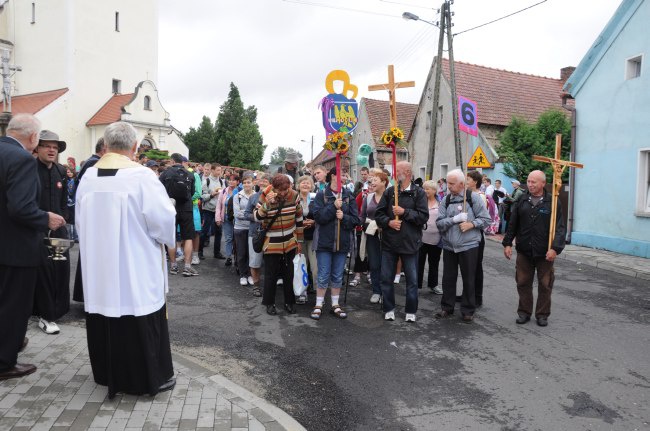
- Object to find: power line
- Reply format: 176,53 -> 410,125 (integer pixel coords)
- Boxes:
378,0 -> 435,10
281,0 -> 401,19
453,0 -> 548,36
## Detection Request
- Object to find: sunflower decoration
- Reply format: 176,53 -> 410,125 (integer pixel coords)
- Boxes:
324,130 -> 351,154
380,126 -> 406,148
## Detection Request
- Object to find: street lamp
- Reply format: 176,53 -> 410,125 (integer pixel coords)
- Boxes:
401,11 -> 439,28
300,136 -> 314,164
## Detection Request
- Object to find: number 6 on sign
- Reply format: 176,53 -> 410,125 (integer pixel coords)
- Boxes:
458,96 -> 478,137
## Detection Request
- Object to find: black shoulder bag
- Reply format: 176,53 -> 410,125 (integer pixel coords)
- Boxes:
252,204 -> 283,253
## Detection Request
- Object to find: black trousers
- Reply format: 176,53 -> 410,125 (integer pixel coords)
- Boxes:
441,247 -> 479,316
262,250 -> 296,306
234,229 -> 250,277
417,243 -> 442,289
0,265 -> 37,371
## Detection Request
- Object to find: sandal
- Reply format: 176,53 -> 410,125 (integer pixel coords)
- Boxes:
330,304 -> 347,319
252,286 -> 262,297
310,305 -> 322,320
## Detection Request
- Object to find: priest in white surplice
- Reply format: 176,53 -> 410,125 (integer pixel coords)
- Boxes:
76,122 -> 177,399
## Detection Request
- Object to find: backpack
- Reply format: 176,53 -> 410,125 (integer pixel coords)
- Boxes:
163,166 -> 193,203
445,189 -> 475,213
226,193 -> 236,222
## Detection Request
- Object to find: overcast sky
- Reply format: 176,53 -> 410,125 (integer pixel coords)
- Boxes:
157,0 -> 621,163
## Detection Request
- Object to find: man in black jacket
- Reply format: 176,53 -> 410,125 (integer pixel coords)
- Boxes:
502,170 -> 565,327
375,161 -> 429,323
0,114 -> 66,380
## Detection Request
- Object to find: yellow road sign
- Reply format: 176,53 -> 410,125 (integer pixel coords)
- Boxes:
467,146 -> 491,168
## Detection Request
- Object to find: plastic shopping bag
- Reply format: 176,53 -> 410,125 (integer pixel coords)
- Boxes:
293,254 -> 308,297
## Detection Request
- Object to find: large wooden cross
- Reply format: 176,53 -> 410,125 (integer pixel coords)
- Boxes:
368,64 -> 415,128
532,134 -> 584,250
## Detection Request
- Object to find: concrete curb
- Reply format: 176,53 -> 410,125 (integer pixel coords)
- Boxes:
173,352 -> 307,431
485,235 -> 650,280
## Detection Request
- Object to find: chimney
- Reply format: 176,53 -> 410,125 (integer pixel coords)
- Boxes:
561,66 -> 576,83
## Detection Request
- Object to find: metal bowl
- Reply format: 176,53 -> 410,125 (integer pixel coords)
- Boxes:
44,237 -> 75,261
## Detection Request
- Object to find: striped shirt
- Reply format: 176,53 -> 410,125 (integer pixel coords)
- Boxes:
254,186 -> 304,254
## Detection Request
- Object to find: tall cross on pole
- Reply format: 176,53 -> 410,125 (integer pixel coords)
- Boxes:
532,134 -> 584,250
368,65 -> 415,128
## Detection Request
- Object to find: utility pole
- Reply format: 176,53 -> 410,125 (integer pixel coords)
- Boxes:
425,1 -> 462,179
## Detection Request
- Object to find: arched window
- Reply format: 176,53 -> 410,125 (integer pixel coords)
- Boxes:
144,95 -> 151,111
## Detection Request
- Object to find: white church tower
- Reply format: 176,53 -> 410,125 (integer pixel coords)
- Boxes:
0,0 -> 187,160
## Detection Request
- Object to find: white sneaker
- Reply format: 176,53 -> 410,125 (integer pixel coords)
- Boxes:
191,256 -> 200,265
384,311 -> 395,321
405,313 -> 416,322
240,277 -> 247,286
393,274 -> 401,284
176,249 -> 184,259
433,286 -> 443,295
247,276 -> 254,285
370,294 -> 381,304
277,279 -> 283,285
39,318 -> 60,335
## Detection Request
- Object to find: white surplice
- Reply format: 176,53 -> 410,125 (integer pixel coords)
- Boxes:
75,153 -> 176,317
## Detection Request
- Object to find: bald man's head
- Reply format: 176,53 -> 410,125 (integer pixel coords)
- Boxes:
527,170 -> 547,196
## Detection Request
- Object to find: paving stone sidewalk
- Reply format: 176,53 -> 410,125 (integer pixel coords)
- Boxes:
0,322 -> 305,431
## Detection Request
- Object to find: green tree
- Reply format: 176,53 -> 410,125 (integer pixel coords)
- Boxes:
183,116 -> 216,162
270,146 -> 303,165
213,83 -> 265,169
499,109 -> 571,182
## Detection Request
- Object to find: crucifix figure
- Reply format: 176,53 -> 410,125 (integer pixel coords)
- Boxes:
368,64 -> 415,128
532,134 -> 584,250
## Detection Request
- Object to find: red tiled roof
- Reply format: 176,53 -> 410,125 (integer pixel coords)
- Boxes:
363,98 -> 419,143
86,93 -> 135,126
10,88 -> 68,114
441,59 -> 568,126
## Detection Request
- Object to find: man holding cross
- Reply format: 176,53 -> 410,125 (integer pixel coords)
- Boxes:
502,170 -> 565,327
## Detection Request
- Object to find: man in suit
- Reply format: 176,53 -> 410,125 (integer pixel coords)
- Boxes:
0,114 -> 66,380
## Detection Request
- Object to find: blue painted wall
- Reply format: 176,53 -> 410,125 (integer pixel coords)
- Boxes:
570,0 -> 650,258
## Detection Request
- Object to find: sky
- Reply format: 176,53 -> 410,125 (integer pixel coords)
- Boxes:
157,0 -> 621,163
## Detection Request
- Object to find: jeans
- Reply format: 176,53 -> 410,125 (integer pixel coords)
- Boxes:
199,210 -> 219,256
366,234 -> 382,294
316,250 -> 347,289
223,220 -> 234,258
304,240 -> 318,288
380,251 -> 418,314
441,247 -> 479,316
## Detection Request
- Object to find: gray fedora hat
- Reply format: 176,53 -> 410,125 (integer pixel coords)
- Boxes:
284,152 -> 300,164
39,130 -> 67,153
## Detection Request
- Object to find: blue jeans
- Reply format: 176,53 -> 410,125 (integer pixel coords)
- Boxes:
366,234 -> 382,294
223,220 -> 234,258
380,251 -> 418,314
316,251 -> 347,290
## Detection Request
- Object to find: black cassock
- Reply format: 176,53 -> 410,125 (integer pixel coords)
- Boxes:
34,160 -> 70,321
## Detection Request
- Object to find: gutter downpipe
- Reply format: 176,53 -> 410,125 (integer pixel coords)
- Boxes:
562,93 -> 576,244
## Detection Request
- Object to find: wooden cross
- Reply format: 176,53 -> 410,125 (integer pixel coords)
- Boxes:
368,65 -> 415,128
532,134 -> 584,250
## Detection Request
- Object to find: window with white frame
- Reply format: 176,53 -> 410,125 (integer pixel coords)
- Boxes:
626,55 -> 642,80
637,149 -> 650,215
440,163 -> 448,179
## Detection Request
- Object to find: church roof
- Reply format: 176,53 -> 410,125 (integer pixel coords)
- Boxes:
440,58 -> 568,126
363,97 -> 419,144
10,88 -> 68,114
86,93 -> 135,126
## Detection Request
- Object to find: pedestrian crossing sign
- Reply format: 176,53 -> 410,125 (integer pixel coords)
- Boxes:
467,146 -> 491,168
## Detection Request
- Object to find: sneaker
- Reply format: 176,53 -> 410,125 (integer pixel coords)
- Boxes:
176,250 -> 184,259
296,295 -> 307,304
191,256 -> 200,265
350,277 -> 360,287
169,264 -> 179,275
393,274 -> 401,284
277,279 -> 283,285
384,311 -> 395,321
247,276 -> 254,285
182,266 -> 199,277
433,286 -> 443,295
225,257 -> 232,266
239,277 -> 247,286
405,313 -> 416,323
370,293 -> 381,304
38,318 -> 60,335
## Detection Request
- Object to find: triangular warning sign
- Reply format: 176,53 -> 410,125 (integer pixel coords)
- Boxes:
467,146 -> 491,168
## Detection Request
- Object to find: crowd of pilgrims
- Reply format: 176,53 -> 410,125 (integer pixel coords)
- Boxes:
111,152 -> 515,322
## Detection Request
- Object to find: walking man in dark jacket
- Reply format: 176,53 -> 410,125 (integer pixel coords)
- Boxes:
502,170 -> 565,327
375,161 -> 429,322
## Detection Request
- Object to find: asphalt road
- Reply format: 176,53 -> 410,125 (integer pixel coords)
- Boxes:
64,240 -> 650,430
